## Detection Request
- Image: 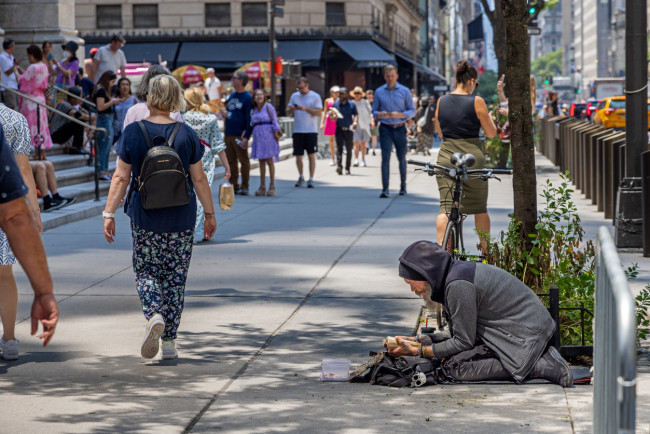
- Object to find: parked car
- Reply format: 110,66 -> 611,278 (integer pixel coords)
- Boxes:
570,102 -> 587,119
585,98 -> 601,120
592,96 -> 650,129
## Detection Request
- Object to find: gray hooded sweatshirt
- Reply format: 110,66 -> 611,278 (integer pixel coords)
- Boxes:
399,240 -> 555,383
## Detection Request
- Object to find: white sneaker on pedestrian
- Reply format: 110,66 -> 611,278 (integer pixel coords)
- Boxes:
329,159 -> 336,166
353,159 -> 359,167
161,340 -> 178,360
361,160 -> 367,167
141,313 -> 164,359
0,337 -> 19,360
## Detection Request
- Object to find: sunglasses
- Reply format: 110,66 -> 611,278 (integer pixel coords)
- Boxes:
474,81 -> 480,88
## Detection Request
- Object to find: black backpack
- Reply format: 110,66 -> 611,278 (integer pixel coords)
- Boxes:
354,351 -> 441,388
135,121 -> 190,210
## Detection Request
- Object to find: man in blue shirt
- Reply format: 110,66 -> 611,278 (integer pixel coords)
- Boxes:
332,87 -> 358,175
224,71 -> 253,195
372,65 -> 416,197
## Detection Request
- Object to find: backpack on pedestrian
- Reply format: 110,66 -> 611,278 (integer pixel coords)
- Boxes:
134,121 -> 190,210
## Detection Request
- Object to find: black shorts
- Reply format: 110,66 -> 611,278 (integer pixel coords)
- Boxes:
292,133 -> 318,156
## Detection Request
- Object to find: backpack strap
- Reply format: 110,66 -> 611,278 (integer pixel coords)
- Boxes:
137,121 -> 153,149
167,122 -> 182,148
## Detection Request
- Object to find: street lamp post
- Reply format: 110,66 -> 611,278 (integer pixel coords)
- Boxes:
269,0 -> 284,107
615,0 -> 647,247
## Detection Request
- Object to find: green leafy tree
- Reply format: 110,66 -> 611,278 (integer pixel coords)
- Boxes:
476,70 -> 499,105
531,48 -> 563,82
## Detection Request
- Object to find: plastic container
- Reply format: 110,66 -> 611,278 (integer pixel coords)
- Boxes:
320,359 -> 350,382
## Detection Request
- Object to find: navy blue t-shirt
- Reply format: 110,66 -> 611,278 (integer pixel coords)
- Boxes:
116,120 -> 204,233
224,91 -> 253,139
332,99 -> 358,128
0,125 -> 28,204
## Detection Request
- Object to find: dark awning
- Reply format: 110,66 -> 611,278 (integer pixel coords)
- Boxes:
277,40 -> 323,68
332,40 -> 396,69
176,40 -> 324,69
85,42 -> 179,65
394,52 -> 446,83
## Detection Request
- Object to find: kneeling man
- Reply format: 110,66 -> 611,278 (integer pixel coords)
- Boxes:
391,240 -> 573,387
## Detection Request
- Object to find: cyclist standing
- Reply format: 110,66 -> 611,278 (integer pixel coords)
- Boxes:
434,60 -> 497,249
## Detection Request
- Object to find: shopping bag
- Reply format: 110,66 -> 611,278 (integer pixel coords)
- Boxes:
219,182 -> 235,210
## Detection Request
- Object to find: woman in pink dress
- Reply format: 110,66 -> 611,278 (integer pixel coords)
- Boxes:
18,45 -> 53,160
320,86 -> 339,166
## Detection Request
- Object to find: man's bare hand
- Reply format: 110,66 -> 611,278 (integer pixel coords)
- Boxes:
388,336 -> 420,357
31,293 -> 59,347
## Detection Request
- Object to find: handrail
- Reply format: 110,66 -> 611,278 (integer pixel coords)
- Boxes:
2,86 -> 106,201
1,87 -> 104,134
52,85 -> 97,108
593,226 -> 636,434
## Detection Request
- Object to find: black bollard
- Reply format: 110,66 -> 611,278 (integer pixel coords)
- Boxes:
643,151 -> 650,257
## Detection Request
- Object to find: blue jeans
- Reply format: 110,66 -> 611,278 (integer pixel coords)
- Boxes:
96,113 -> 114,173
379,124 -> 408,191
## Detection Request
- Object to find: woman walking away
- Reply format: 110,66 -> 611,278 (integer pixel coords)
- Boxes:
18,45 -> 54,160
434,60 -> 497,251
103,75 -> 217,360
250,89 -> 282,196
93,71 -> 126,180
183,87 -> 230,243
366,89 -> 379,155
320,86 -> 339,166
351,86 -> 372,167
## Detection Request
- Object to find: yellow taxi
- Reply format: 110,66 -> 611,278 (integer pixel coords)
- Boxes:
593,96 -> 650,129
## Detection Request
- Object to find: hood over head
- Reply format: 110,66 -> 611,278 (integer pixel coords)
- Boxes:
399,240 -> 453,303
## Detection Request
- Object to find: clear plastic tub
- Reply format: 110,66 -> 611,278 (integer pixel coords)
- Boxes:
320,358 -> 351,382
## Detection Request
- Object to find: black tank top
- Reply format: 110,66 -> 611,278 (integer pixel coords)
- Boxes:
437,94 -> 481,139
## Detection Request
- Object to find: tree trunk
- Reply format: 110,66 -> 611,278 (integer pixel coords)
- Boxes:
503,0 -> 538,247
480,0 -> 507,81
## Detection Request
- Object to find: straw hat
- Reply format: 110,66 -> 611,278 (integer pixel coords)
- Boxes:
352,86 -> 365,97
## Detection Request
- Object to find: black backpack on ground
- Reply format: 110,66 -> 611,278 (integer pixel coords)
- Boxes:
135,121 -> 190,210
353,351 -> 441,388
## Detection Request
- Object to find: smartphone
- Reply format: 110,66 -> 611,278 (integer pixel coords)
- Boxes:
500,74 -> 505,83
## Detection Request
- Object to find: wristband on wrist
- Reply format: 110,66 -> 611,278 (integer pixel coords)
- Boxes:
102,211 -> 115,219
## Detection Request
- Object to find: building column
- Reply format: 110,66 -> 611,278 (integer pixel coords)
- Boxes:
0,0 -> 83,66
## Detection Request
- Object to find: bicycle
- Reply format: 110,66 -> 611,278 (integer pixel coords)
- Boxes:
408,152 -> 513,259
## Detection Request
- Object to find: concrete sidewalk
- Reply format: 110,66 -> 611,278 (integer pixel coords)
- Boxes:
3,147 -> 649,433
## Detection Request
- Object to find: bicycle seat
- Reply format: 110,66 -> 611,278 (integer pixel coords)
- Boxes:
450,152 -> 475,168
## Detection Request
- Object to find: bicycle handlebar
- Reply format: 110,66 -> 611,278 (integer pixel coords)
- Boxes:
407,159 -> 513,176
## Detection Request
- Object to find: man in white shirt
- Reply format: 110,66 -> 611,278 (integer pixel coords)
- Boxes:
93,34 -> 127,81
0,39 -> 23,110
286,77 -> 322,188
204,68 -> 221,101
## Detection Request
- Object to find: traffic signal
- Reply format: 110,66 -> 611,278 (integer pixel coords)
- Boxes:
527,0 -> 543,23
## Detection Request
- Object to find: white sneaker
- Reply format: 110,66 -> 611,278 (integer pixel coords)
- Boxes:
353,159 -> 359,167
0,337 -> 19,360
329,159 -> 336,166
161,340 -> 178,360
141,313 -> 164,359
361,160 -> 367,167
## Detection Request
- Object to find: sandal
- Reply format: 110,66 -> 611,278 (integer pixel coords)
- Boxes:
267,186 -> 276,196
255,186 -> 266,196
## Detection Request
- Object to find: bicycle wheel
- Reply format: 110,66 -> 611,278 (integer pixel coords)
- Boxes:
442,220 -> 458,258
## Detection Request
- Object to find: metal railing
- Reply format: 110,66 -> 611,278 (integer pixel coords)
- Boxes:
1,86 -> 107,201
52,85 -> 96,108
594,226 -> 636,434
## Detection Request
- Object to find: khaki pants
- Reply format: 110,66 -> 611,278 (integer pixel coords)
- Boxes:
224,135 -> 250,190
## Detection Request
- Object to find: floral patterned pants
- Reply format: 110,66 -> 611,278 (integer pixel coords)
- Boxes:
195,146 -> 215,241
131,223 -> 194,341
